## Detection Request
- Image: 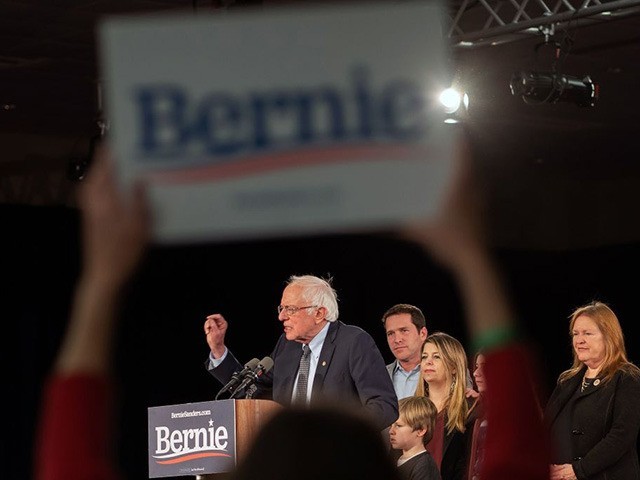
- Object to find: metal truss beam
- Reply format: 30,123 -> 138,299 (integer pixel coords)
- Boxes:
448,0 -> 640,47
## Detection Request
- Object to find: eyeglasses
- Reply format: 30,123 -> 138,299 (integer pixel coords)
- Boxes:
277,305 -> 318,316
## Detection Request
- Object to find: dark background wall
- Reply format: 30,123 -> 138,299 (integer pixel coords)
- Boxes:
4,203 -> 640,480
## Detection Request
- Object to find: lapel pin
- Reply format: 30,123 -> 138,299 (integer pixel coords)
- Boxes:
322,361 -> 327,367
594,379 -> 600,386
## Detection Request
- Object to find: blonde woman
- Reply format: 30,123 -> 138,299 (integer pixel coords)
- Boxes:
416,332 -> 472,480
545,301 -> 640,480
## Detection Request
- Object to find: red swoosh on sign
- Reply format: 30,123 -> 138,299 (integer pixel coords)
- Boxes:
145,143 -> 433,185
156,452 -> 232,464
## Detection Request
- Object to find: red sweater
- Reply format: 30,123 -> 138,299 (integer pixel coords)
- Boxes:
481,345 -> 550,480
35,374 -> 120,480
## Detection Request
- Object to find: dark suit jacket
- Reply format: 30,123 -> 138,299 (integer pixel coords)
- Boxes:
544,367 -> 640,480
206,320 -> 399,430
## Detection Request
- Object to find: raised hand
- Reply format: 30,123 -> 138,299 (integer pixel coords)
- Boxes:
204,313 -> 228,358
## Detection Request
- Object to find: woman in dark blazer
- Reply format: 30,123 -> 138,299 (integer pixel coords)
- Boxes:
544,301 -> 640,480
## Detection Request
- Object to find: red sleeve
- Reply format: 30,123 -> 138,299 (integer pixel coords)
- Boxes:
481,344 -> 551,480
35,374 -> 121,480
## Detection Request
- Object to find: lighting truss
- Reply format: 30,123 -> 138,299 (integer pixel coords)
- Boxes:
448,0 -> 640,47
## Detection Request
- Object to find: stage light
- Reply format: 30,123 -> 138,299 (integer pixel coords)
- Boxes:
439,87 -> 469,114
509,71 -> 598,107
438,87 -> 469,124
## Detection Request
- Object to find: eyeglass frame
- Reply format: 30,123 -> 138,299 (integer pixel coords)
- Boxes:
277,305 -> 318,316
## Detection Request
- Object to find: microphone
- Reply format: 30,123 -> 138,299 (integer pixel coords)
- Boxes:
215,358 -> 260,400
229,356 -> 274,399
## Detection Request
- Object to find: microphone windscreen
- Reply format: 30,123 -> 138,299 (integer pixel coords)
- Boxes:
258,356 -> 274,373
244,358 -> 260,369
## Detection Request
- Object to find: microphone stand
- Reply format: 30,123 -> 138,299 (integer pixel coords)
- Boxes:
215,358 -> 260,400
229,370 -> 260,399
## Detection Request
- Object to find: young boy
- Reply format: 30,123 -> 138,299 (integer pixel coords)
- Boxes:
389,396 -> 442,480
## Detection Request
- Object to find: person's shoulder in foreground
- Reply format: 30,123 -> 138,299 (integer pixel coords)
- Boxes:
230,402 -> 403,480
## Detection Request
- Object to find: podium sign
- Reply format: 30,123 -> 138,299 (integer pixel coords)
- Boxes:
99,1 -> 456,244
148,399 -> 236,478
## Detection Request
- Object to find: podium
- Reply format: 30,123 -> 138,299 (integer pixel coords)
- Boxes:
196,399 -> 281,480
148,398 -> 281,479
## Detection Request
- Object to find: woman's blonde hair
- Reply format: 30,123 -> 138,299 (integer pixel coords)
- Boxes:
415,332 -> 469,434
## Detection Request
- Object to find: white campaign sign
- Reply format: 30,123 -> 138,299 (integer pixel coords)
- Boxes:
99,1 -> 457,243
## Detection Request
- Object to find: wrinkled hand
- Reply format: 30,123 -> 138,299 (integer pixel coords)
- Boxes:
204,313 -> 228,358
550,463 -> 576,480
78,145 -> 150,291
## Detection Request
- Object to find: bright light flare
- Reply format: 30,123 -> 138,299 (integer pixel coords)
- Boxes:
439,88 -> 469,114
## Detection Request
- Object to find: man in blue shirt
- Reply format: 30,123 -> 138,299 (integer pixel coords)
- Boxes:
382,304 -> 429,400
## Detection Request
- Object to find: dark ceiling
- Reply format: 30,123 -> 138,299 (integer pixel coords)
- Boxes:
1,0 -> 640,250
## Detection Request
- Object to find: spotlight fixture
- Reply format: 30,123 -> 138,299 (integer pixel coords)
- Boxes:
438,87 -> 469,123
509,71 -> 598,107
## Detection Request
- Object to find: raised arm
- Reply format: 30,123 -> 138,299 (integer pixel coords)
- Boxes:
403,138 -> 550,480
35,146 -> 150,480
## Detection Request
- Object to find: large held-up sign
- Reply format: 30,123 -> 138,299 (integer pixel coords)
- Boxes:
99,1 -> 457,244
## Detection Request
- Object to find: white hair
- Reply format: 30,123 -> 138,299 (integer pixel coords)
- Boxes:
286,275 -> 339,322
